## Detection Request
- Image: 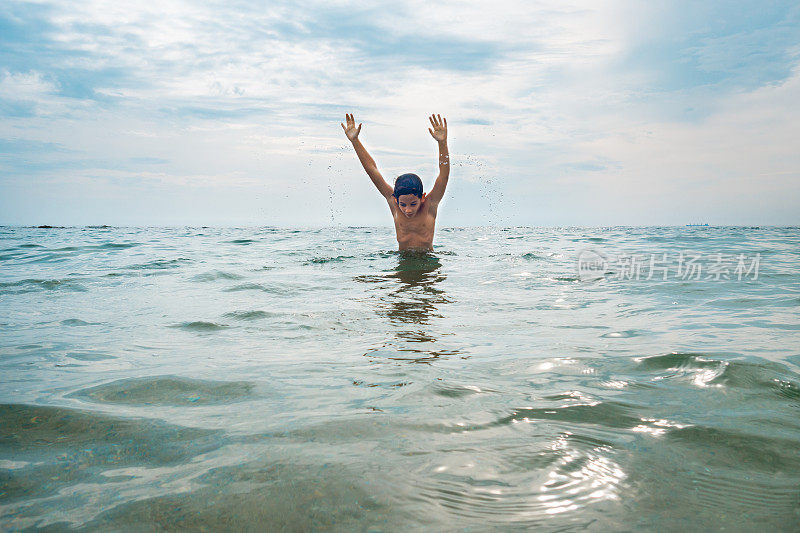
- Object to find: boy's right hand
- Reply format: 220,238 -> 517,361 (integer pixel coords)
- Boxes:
341,113 -> 362,141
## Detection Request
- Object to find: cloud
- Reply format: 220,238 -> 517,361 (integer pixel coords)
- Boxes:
0,70 -> 56,98
0,0 -> 798,225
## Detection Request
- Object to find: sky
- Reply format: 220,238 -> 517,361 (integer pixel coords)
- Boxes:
1,0 -> 799,226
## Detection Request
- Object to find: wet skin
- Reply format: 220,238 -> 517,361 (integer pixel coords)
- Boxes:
342,113 -> 449,252
389,193 -> 437,251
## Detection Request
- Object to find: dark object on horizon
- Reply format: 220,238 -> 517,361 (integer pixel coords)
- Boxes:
37,225 -> 66,229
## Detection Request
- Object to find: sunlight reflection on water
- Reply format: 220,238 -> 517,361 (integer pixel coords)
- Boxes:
1,226 -> 799,530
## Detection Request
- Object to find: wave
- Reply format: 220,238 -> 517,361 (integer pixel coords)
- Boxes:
0,278 -> 88,294
60,318 -> 96,327
15,242 -> 141,264
223,283 -> 289,294
0,402 -> 221,515
67,375 -> 256,406
126,257 -> 192,270
191,270 -> 244,282
306,255 -> 356,264
169,321 -> 229,331
521,252 -> 546,260
222,310 -> 278,321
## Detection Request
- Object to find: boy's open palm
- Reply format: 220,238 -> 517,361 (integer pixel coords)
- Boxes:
428,114 -> 447,142
341,113 -> 361,141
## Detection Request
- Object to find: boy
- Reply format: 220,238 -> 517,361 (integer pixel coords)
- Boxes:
342,113 -> 449,251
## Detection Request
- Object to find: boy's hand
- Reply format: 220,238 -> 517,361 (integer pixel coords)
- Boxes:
341,113 -> 362,141
428,114 -> 447,142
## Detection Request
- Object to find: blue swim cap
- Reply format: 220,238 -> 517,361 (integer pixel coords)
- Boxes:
393,173 -> 423,198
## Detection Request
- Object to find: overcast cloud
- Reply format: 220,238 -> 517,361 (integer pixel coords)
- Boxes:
1,0 -> 798,226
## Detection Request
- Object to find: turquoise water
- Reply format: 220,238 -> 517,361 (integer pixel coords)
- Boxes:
1,226 -> 799,531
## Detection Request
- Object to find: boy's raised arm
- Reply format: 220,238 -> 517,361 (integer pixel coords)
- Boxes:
425,114 -> 449,206
342,114 -> 393,199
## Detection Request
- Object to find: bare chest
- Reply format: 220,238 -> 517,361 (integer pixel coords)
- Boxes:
393,209 -> 436,248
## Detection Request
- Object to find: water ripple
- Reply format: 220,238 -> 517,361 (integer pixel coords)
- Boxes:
67,376 -> 257,406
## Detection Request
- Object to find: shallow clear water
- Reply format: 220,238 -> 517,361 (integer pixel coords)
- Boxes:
1,226 -> 799,531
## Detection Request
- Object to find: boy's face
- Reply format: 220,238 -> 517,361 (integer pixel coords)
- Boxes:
396,194 -> 422,217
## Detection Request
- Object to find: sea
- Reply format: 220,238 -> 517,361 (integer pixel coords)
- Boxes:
1,225 -> 798,531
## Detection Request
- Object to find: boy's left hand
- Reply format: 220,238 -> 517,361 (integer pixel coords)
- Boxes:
428,114 -> 447,142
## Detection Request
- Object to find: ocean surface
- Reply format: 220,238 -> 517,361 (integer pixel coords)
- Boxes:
1,225 -> 799,531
